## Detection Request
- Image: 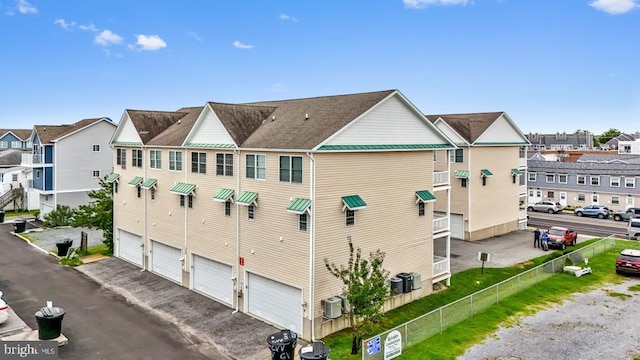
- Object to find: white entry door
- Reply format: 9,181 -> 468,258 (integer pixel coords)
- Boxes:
247,273 -> 302,333
117,229 -> 143,267
559,192 -> 567,207
192,255 -> 233,306
150,241 -> 182,284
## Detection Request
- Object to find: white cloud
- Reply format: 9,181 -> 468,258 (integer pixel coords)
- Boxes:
133,34 -> 167,51
94,30 -> 123,46
187,31 -> 202,42
589,0 -> 638,14
102,49 -> 123,58
54,19 -> 75,30
403,0 -> 471,8
233,40 -> 254,49
78,23 -> 99,32
280,14 -> 298,22
17,0 -> 36,14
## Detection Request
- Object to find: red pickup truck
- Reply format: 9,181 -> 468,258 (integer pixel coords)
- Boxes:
545,226 -> 578,250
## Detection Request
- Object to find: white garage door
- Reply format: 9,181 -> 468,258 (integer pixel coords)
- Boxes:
192,255 -> 233,306
151,241 -> 182,283
118,229 -> 143,267
247,273 -> 302,333
450,214 -> 465,240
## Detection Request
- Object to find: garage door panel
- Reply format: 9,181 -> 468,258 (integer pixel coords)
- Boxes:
247,273 -> 302,333
151,241 -> 182,284
118,229 -> 143,267
192,255 -> 233,305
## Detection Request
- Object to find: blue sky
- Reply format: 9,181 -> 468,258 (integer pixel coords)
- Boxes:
1,0 -> 639,135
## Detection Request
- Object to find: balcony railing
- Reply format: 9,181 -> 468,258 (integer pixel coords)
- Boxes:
433,256 -> 449,278
519,209 -> 527,220
433,170 -> 449,187
519,185 -> 527,195
433,214 -> 449,233
518,157 -> 527,167
21,153 -> 43,166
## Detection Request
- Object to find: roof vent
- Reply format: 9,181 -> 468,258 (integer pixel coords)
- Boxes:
272,115 -> 276,121
178,119 -> 181,124
305,113 -> 309,120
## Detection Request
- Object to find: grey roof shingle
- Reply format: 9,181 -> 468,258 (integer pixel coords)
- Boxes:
528,159 -> 640,176
125,111 -> 187,145
146,107 -> 203,146
424,112 -> 504,144
34,118 -> 110,144
0,129 -> 32,140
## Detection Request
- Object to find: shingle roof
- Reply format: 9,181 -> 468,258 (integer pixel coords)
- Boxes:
146,107 -> 203,146
0,129 -> 32,140
34,118 -> 110,144
528,159 -> 640,176
424,112 -> 503,144
125,110 -> 188,145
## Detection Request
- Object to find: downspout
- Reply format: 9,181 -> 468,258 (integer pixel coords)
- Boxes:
183,148 -> 188,276
306,151 -> 316,341
467,147 -> 472,239
142,146 -> 148,271
233,149 -> 240,314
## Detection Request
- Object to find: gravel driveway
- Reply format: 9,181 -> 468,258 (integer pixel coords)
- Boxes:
458,277 -> 640,360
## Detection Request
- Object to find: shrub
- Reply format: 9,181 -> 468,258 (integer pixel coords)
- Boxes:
43,205 -> 75,227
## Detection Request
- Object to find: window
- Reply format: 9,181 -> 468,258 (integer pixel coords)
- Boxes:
137,186 -> 141,198
528,173 -> 537,182
114,182 -> 118,193
248,204 -> 255,220
150,150 -> 161,169
169,151 -> 182,171
180,195 -> 185,207
246,154 -> 266,179
461,178 -> 467,188
132,149 -> 142,168
92,170 -> 101,178
0,141 -> 7,148
191,152 -> 206,174
590,176 -> 600,186
11,141 -> 21,148
612,196 -> 619,205
279,156 -> 302,183
547,191 -> 554,199
433,152 -> 437,162
345,209 -> 355,226
610,177 -> 620,187
117,149 -> 127,169
449,149 -> 463,163
418,202 -> 425,216
92,144 -> 100,152
625,177 -> 636,188
558,174 -> 568,184
546,174 -> 555,183
188,195 -> 193,208
225,200 -> 231,216
592,194 -> 598,202
12,174 -> 18,181
577,175 -> 586,185
536,190 -> 541,197
512,174 -> 517,184
482,176 -> 487,186
578,193 -> 585,201
299,213 -> 308,231
529,190 -> 534,197
150,188 -> 156,200
216,153 -> 233,176
35,170 -> 41,179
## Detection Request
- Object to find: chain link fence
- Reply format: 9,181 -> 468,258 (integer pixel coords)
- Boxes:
362,237 -> 617,360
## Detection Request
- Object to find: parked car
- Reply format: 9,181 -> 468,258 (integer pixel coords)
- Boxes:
527,201 -> 563,214
627,218 -> 640,240
0,291 -> 8,325
612,207 -> 640,222
573,205 -> 610,219
615,249 -> 640,275
546,226 -> 578,250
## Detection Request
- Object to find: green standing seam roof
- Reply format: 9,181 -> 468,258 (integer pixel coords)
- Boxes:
169,182 -> 196,195
318,144 -> 454,151
128,176 -> 143,186
454,170 -> 469,178
213,188 -> 235,202
416,190 -> 436,203
342,195 -> 367,210
511,168 -> 522,175
140,178 -> 157,189
105,173 -> 120,183
287,198 -> 312,214
481,169 -> 494,177
236,191 -> 258,206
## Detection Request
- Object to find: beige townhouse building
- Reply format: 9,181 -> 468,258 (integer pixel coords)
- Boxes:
108,89 -> 458,340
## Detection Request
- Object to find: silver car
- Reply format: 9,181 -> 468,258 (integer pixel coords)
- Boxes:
627,218 -> 640,240
527,201 -> 563,214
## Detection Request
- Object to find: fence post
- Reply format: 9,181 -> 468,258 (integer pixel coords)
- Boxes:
496,284 -> 499,304
440,308 -> 443,333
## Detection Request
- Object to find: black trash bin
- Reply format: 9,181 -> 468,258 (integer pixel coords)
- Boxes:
13,218 -> 26,233
35,307 -> 66,340
267,329 -> 297,360
397,272 -> 414,293
0,210 -> 5,223
298,341 -> 330,360
56,239 -> 73,257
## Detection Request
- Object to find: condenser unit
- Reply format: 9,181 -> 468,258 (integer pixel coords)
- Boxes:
322,297 -> 342,319
336,294 -> 350,313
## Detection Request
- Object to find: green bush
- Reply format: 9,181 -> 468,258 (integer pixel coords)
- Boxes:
43,205 -> 75,227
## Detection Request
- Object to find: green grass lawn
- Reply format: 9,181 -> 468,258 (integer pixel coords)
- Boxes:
322,238 -> 640,359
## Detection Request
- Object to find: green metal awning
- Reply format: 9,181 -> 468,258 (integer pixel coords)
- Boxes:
169,182 -> 196,195
342,195 -> 367,211
416,190 -> 436,203
454,170 -> 469,178
237,191 -> 258,206
105,173 -> 120,183
128,176 -> 143,186
480,169 -> 494,177
511,168 -> 522,175
287,198 -> 312,214
213,188 -> 234,202
140,178 -> 157,189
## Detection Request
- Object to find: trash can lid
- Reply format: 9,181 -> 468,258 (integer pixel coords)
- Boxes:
35,307 -> 65,318
299,342 -> 330,359
267,329 -> 297,345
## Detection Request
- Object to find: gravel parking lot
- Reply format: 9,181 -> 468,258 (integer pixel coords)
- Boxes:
458,277 -> 640,360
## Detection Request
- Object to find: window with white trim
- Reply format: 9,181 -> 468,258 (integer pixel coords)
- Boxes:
625,177 -> 636,188
225,200 -> 231,217
592,194 -> 598,202
449,149 -> 463,163
117,149 -> 127,169
418,202 -> 425,216
547,191 -> 554,199
92,170 -> 100,178
132,149 -> 142,168
216,153 -> 233,176
11,141 -> 21,148
246,154 -> 266,180
150,188 -> 156,200
578,193 -> 585,201
590,176 -> 600,186
528,172 -> 537,182
299,213 -> 308,231
150,150 -> 161,169
612,196 -> 619,205
558,174 -> 568,184
345,209 -> 355,226
192,152 -> 206,174
248,204 -> 255,220
279,156 -> 302,183
92,144 -> 100,152
610,177 -> 620,187
546,174 -> 555,183
169,151 -> 182,171
577,175 -> 586,185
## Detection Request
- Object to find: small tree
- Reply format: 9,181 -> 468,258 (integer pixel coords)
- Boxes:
43,205 -> 75,227
72,177 -> 114,253
324,236 -> 391,355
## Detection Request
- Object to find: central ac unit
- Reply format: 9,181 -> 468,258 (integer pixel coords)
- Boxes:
337,294 -> 350,313
322,297 -> 342,319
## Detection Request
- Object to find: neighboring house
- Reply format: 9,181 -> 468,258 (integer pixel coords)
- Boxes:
0,166 -> 28,211
21,118 -> 117,218
525,132 -> 594,151
600,133 -> 635,150
0,129 -> 31,151
0,149 -> 31,169
425,112 -> 530,240
618,137 -> 640,155
527,157 -> 640,212
108,90 -> 458,340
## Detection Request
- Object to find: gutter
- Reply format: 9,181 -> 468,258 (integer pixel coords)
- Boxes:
306,151 -> 316,341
